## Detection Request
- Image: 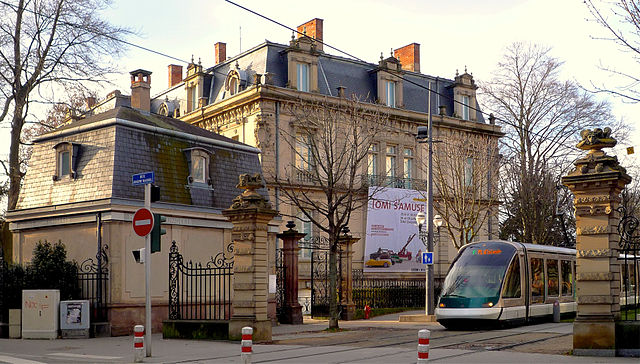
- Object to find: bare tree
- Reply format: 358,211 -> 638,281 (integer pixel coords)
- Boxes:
273,96 -> 388,329
0,0 -> 131,211
481,42 -> 616,245
585,0 -> 640,102
429,130 -> 500,249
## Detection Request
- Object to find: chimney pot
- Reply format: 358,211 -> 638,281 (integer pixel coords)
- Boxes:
337,86 -> 346,98
297,18 -> 323,51
168,64 -> 183,88
85,96 -> 96,109
215,42 -> 227,64
129,69 -> 152,112
393,43 -> 420,73
439,105 -> 446,116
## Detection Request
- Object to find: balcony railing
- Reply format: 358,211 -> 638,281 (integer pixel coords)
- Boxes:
365,175 -> 426,190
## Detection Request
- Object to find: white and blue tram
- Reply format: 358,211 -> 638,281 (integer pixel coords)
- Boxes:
435,240 -> 577,329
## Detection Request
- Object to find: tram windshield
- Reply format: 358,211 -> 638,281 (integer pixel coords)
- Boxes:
441,242 -> 517,301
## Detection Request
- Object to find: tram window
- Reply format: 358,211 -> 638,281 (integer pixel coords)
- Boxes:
547,259 -> 559,296
531,258 -> 544,299
561,260 -> 572,296
502,256 -> 521,298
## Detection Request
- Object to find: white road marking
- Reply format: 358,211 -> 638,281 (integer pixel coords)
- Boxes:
0,355 -> 46,364
48,353 -> 122,360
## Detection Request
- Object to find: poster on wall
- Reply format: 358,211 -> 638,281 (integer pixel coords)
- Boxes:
364,187 -> 427,273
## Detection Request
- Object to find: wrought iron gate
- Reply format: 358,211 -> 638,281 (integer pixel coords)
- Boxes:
275,248 -> 286,321
168,241 -> 233,320
302,237 -> 343,318
77,245 -> 109,322
618,206 -> 639,321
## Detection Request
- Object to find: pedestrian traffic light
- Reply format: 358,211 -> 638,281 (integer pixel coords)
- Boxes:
151,213 -> 166,253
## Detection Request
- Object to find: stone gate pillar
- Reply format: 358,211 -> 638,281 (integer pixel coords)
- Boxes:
223,174 -> 277,341
561,128 -> 631,356
276,221 -> 306,324
339,231 -> 359,320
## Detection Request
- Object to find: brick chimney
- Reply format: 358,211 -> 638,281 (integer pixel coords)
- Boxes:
215,42 -> 226,64
394,43 -> 420,73
168,64 -> 183,88
130,69 -> 152,112
297,18 -> 323,51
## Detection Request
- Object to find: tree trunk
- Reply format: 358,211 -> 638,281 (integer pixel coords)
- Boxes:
8,103 -> 25,211
328,241 -> 339,329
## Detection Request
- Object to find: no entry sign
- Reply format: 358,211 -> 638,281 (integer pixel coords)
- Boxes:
133,208 -> 154,237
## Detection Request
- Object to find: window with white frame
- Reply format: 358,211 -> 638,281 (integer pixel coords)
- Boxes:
295,134 -> 313,170
189,86 -> 197,112
403,148 -> 413,187
462,95 -> 470,120
368,143 -> 378,177
185,147 -> 211,186
192,155 -> 206,183
386,81 -> 396,107
53,142 -> 79,181
59,150 -> 70,177
297,212 -> 313,259
464,156 -> 473,187
386,145 -> 396,179
297,63 -> 310,92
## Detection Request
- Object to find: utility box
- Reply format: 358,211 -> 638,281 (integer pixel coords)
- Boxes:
22,289 -> 60,339
59,300 -> 90,338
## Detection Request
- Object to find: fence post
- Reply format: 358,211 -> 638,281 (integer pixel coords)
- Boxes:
241,326 -> 253,364
276,221 -> 305,324
133,325 -> 144,363
418,329 -> 430,362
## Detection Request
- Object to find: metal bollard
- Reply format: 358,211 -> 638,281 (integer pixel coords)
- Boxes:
133,325 -> 145,363
553,300 -> 560,323
418,329 -> 430,362
241,326 -> 253,364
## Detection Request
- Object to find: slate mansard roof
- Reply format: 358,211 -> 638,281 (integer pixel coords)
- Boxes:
16,106 -> 264,211
153,41 -> 485,123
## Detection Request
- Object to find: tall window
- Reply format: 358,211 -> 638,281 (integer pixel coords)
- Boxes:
297,213 -> 312,259
59,151 -> 70,177
368,144 -> 378,176
464,156 -> 473,187
297,63 -> 309,92
386,145 -> 396,179
547,259 -> 559,297
561,260 -> 573,296
296,135 -> 313,170
386,81 -> 396,107
229,77 -> 238,96
192,156 -> 206,183
531,258 -> 544,301
190,86 -> 197,112
403,148 -> 413,188
462,95 -> 470,120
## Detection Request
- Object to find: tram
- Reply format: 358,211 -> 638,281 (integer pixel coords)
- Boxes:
435,240 -> 577,329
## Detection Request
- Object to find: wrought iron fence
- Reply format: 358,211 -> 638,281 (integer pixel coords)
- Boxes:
77,245 -> 109,322
275,248 -> 286,322
168,241 -> 233,321
618,206 -> 639,321
352,269 -> 425,308
0,247 -> 5,324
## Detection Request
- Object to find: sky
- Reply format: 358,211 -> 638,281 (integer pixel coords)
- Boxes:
1,0 -> 639,211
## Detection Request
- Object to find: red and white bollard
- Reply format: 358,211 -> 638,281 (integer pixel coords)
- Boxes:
418,329 -> 430,363
241,326 -> 253,364
133,325 -> 145,363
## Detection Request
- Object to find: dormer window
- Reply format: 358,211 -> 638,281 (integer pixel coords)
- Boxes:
462,95 -> 470,120
224,66 -> 246,98
386,81 -> 396,107
53,142 -> 80,181
183,147 -> 212,186
297,63 -> 310,92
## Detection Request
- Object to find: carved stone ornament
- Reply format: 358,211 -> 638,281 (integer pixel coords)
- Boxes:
576,127 -> 616,152
228,173 -> 273,210
576,225 -> 608,235
576,249 -> 611,258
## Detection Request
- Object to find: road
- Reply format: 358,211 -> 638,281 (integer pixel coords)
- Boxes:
0,314 -> 636,363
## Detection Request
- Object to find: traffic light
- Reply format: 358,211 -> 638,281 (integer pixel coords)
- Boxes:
151,213 -> 166,253
151,184 -> 160,202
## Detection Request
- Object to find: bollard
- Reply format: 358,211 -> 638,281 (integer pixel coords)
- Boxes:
241,326 -> 253,364
553,300 -> 560,323
133,325 -> 145,363
418,329 -> 430,363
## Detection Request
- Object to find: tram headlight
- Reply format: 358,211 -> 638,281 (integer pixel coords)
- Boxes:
482,302 -> 494,308
439,303 -> 445,308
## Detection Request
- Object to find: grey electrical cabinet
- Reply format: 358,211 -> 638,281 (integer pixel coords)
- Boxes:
60,300 -> 90,338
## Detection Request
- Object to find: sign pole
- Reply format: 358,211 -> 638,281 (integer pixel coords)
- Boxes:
144,183 -> 152,357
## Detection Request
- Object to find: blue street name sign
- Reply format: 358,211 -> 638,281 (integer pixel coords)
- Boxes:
422,252 -> 434,265
132,171 -> 155,186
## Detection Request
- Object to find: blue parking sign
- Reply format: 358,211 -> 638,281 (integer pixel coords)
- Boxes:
422,252 -> 434,265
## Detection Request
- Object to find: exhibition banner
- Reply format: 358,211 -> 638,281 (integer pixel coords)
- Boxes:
364,187 -> 427,273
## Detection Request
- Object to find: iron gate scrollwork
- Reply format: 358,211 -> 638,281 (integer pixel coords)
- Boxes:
275,248 -> 286,321
301,237 -> 343,318
618,205 -> 639,321
77,244 -> 109,322
168,241 -> 234,321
